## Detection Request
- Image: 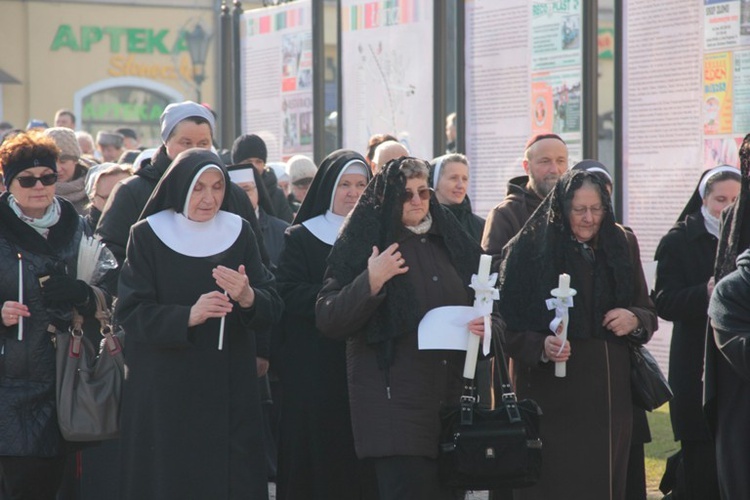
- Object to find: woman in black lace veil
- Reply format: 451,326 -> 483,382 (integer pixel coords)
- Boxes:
316,157 -> 504,499
498,169 -> 657,500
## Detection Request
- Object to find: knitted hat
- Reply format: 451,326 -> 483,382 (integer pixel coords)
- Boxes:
231,134 -> 267,164
43,127 -> 82,160
286,155 -> 317,186
96,131 -> 124,148
160,101 -> 215,143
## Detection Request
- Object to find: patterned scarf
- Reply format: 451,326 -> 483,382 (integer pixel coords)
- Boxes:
9,195 -> 62,238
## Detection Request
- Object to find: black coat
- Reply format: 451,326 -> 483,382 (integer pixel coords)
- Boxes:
259,208 -> 289,268
275,225 -> 363,499
654,211 -> 716,441
0,195 -> 99,457
707,249 -> 750,498
116,218 -> 282,500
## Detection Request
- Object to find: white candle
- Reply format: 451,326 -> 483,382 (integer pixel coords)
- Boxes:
464,254 -> 493,378
554,273 -> 573,378
218,290 -> 228,350
17,253 -> 23,341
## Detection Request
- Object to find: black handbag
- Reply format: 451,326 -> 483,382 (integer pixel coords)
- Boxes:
629,342 -> 673,411
438,331 -> 542,490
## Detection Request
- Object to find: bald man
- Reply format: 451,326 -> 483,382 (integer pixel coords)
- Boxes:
481,134 -> 568,271
372,140 -> 409,171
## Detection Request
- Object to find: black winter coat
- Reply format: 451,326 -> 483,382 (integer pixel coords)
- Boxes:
0,195 -> 100,457
261,167 -> 294,223
654,212 -> 716,441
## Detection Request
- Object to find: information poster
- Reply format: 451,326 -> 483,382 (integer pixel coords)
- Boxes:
240,1 -> 313,161
340,0 -> 434,160
465,0 -> 582,217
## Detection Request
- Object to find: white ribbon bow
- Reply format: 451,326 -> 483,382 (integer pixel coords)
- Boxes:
470,272 -> 500,355
546,295 -> 574,355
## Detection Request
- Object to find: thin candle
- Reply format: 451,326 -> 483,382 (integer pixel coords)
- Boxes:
218,290 -> 228,350
17,253 -> 23,341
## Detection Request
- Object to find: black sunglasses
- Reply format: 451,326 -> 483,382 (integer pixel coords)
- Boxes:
15,173 -> 58,188
400,187 -> 433,203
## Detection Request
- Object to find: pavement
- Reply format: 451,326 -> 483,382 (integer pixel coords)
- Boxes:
268,484 -> 489,499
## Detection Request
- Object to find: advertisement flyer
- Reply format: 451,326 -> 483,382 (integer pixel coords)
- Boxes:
340,0 -> 434,160
240,1 -> 313,161
703,52 -> 733,135
705,0 -> 741,50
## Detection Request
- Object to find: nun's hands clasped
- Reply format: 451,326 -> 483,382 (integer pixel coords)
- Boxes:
213,265 -> 256,309
189,292 -> 233,327
367,243 -> 409,296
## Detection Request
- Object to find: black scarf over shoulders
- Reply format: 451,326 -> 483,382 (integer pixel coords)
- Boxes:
327,156 -> 481,368
498,169 -> 633,336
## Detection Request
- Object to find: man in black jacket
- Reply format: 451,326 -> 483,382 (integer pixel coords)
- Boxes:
231,133 -> 294,223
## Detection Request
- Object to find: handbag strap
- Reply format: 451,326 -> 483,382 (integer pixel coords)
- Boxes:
461,330 -> 522,424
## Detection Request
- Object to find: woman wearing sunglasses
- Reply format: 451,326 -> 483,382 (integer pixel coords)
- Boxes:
316,157 -> 504,499
0,130 -> 112,499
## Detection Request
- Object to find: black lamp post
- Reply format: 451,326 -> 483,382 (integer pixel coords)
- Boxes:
184,23 -> 212,103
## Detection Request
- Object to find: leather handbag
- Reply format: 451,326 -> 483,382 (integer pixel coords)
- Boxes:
629,342 -> 673,411
438,331 -> 542,490
55,286 -> 124,441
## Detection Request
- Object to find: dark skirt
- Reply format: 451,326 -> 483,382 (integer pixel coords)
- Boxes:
511,338 -> 632,500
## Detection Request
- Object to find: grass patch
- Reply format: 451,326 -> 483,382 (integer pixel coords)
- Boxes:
645,404 -> 679,499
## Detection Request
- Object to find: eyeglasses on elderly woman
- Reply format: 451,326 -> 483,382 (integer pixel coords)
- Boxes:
15,173 -> 58,188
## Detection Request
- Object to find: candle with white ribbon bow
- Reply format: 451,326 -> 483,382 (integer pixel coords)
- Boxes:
546,273 -> 576,377
17,253 -> 23,341
463,254 -> 500,378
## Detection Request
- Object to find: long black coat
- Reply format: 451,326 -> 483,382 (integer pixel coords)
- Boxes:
708,249 -> 750,499
116,218 -> 282,500
275,225 -> 363,500
654,211 -> 716,441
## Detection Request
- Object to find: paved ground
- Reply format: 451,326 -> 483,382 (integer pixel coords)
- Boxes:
269,484 -> 489,499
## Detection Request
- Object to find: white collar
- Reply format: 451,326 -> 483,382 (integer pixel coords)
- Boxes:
302,210 -> 346,245
147,209 -> 242,257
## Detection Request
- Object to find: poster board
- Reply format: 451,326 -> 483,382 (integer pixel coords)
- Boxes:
340,0 -> 434,160
240,1 -> 314,161
464,0 -> 583,217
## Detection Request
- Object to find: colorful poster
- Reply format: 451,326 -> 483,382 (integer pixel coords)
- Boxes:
340,0 -> 434,159
531,0 -> 582,71
703,52 -> 733,134
240,1 -> 313,161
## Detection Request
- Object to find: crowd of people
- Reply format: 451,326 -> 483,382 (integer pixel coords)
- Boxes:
0,100 -> 747,500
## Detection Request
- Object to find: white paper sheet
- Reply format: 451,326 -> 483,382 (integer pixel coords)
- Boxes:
417,306 -> 478,351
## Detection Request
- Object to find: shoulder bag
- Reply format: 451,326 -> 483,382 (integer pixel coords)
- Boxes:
629,341 -> 673,411
438,331 -> 543,490
55,286 -> 124,441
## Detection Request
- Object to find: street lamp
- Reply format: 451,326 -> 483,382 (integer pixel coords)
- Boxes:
184,23 -> 212,103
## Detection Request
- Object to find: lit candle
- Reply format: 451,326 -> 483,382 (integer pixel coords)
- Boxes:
218,290 -> 228,350
17,253 -> 23,341
464,255 -> 492,378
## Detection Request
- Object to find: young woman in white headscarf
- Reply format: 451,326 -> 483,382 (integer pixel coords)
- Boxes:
275,149 -> 375,500
115,148 -> 282,500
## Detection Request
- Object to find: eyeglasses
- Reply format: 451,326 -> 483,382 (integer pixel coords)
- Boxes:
570,205 -> 606,217
15,173 -> 58,188
400,187 -> 433,203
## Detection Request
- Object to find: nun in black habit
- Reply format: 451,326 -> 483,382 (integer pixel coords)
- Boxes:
275,150 -> 374,499
115,148 -> 282,500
